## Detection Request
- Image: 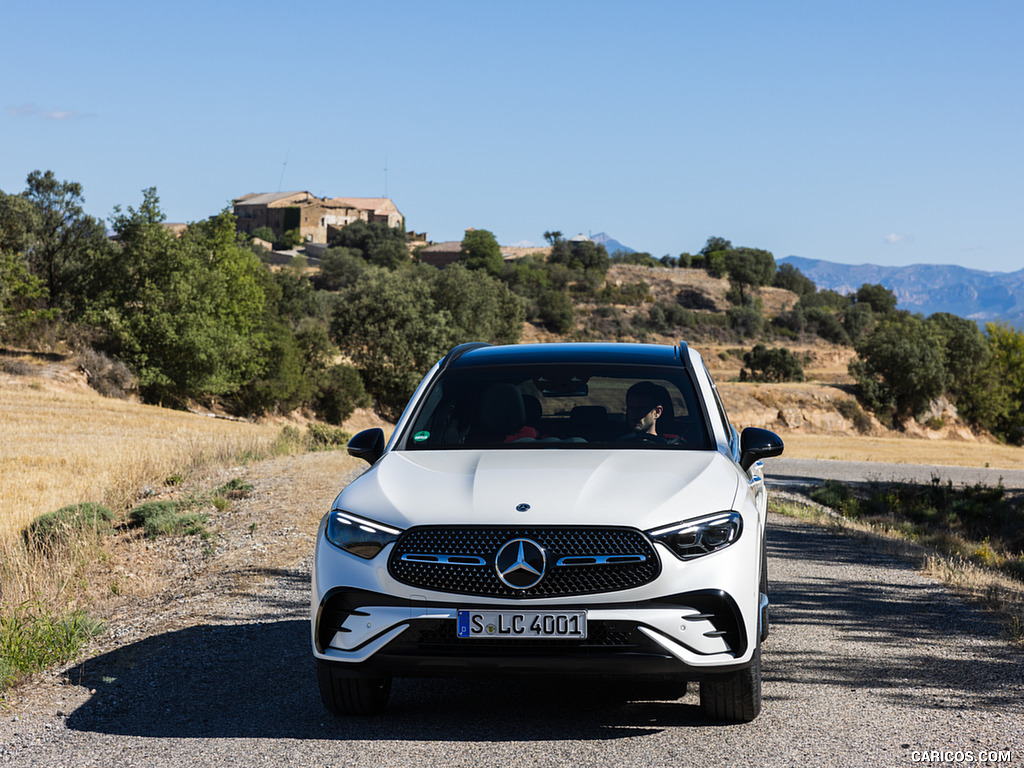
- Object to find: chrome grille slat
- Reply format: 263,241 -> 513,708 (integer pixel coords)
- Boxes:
388,526 -> 660,598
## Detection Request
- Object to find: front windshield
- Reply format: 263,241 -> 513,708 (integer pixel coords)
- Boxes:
402,364 -> 711,450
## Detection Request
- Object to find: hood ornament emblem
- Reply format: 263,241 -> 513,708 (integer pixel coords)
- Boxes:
515,503 -> 531,512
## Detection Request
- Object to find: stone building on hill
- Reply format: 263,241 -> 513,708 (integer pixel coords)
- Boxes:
233,192 -> 403,244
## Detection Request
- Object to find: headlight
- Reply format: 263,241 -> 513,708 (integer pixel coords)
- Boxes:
647,512 -> 743,561
324,510 -> 402,559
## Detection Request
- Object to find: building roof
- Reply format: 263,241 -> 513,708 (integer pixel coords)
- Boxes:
329,197 -> 400,214
233,191 -> 311,207
420,241 -> 463,253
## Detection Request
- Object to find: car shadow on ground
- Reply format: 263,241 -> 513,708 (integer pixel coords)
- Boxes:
63,615 -> 713,740
63,517 -> 1022,741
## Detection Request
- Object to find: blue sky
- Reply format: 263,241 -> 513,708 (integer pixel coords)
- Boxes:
3,1 -> 1022,271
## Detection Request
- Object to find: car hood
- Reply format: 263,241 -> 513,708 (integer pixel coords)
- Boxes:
335,449 -> 743,531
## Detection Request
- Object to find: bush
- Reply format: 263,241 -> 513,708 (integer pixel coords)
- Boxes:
809,480 -> 860,516
214,477 -> 253,499
75,348 -> 136,399
835,398 -> 873,433
273,425 -> 304,455
727,305 -> 764,339
24,503 -> 116,549
314,363 -> 370,425
306,423 -> 352,450
740,345 -> 804,382
599,281 -> 650,306
536,289 -> 575,334
0,604 -> 104,688
128,500 -> 208,539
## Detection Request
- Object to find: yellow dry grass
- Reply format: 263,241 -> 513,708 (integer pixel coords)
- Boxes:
779,432 -> 1024,470
0,375 -> 282,543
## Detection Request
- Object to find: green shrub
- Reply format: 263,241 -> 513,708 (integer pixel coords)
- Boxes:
128,500 -> 208,539
536,289 -> 575,334
314,364 -> 370,425
24,503 -> 116,549
809,480 -> 860,516
599,281 -> 650,306
214,477 -> 253,498
274,425 -> 305,454
835,398 -> 873,434
306,423 -> 352,450
740,344 -> 805,383
727,305 -> 764,339
0,604 -> 105,688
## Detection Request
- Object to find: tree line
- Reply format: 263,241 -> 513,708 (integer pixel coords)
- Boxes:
5,171 -> 1024,442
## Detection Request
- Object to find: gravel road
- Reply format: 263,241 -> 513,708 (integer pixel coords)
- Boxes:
1,454 -> 1021,767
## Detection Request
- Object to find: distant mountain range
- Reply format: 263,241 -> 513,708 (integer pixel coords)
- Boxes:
592,232 -> 635,255
778,256 -> 1024,328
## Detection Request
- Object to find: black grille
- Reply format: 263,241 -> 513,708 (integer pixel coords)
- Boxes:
388,526 -> 660,598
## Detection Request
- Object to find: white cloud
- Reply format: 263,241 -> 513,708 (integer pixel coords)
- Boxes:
883,233 -> 910,244
6,104 -> 90,120
6,104 -> 38,117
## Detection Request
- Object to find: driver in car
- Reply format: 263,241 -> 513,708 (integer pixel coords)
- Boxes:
623,381 -> 677,442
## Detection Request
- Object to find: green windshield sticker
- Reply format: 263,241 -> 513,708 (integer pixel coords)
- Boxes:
413,431 -> 430,442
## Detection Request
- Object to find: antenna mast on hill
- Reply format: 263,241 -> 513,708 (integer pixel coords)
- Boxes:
383,155 -> 388,198
277,151 -> 289,192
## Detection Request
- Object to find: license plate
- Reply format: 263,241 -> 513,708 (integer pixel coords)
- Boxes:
457,610 -> 587,639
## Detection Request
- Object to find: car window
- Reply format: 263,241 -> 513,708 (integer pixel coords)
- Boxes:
703,361 -> 740,461
402,364 -> 712,450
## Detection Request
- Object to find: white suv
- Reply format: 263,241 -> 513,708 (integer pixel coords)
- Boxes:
311,341 -> 783,722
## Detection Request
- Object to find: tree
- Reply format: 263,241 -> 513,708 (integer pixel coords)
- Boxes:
536,289 -> 574,334
700,236 -> 732,256
548,237 -> 611,273
251,226 -> 276,243
855,283 -> 898,315
1,171 -> 110,312
315,246 -> 367,291
963,321 -> 1024,443
331,265 -> 525,419
313,364 -> 371,425
461,229 -> 503,275
328,220 -> 408,269
88,190 -> 268,403
772,263 -> 816,296
0,250 -> 49,343
851,314 -> 949,426
741,345 -> 804,383
724,248 -> 776,304
428,264 -> 524,345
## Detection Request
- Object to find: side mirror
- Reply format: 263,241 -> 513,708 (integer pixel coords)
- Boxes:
347,428 -> 385,465
739,427 -> 784,471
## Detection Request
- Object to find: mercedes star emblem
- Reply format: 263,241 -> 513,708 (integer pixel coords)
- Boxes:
494,538 -> 547,589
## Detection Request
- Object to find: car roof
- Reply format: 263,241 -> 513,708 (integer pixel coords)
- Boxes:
443,342 -> 688,370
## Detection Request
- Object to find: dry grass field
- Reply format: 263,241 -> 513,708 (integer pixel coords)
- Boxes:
0,372 -> 283,543
780,432 -> 1024,469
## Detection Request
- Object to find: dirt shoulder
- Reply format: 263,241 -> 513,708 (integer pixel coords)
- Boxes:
1,449 -> 365,716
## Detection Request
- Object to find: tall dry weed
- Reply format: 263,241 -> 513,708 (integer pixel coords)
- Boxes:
0,377 -> 281,541
0,375 -> 287,634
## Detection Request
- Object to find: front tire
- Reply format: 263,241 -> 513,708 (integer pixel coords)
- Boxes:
699,644 -> 762,723
317,660 -> 392,716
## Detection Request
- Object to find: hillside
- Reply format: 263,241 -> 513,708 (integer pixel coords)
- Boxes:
558,263 -> 996,446
780,255 -> 1024,327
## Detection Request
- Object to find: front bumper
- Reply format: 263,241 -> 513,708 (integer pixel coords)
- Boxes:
312,587 -> 754,680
